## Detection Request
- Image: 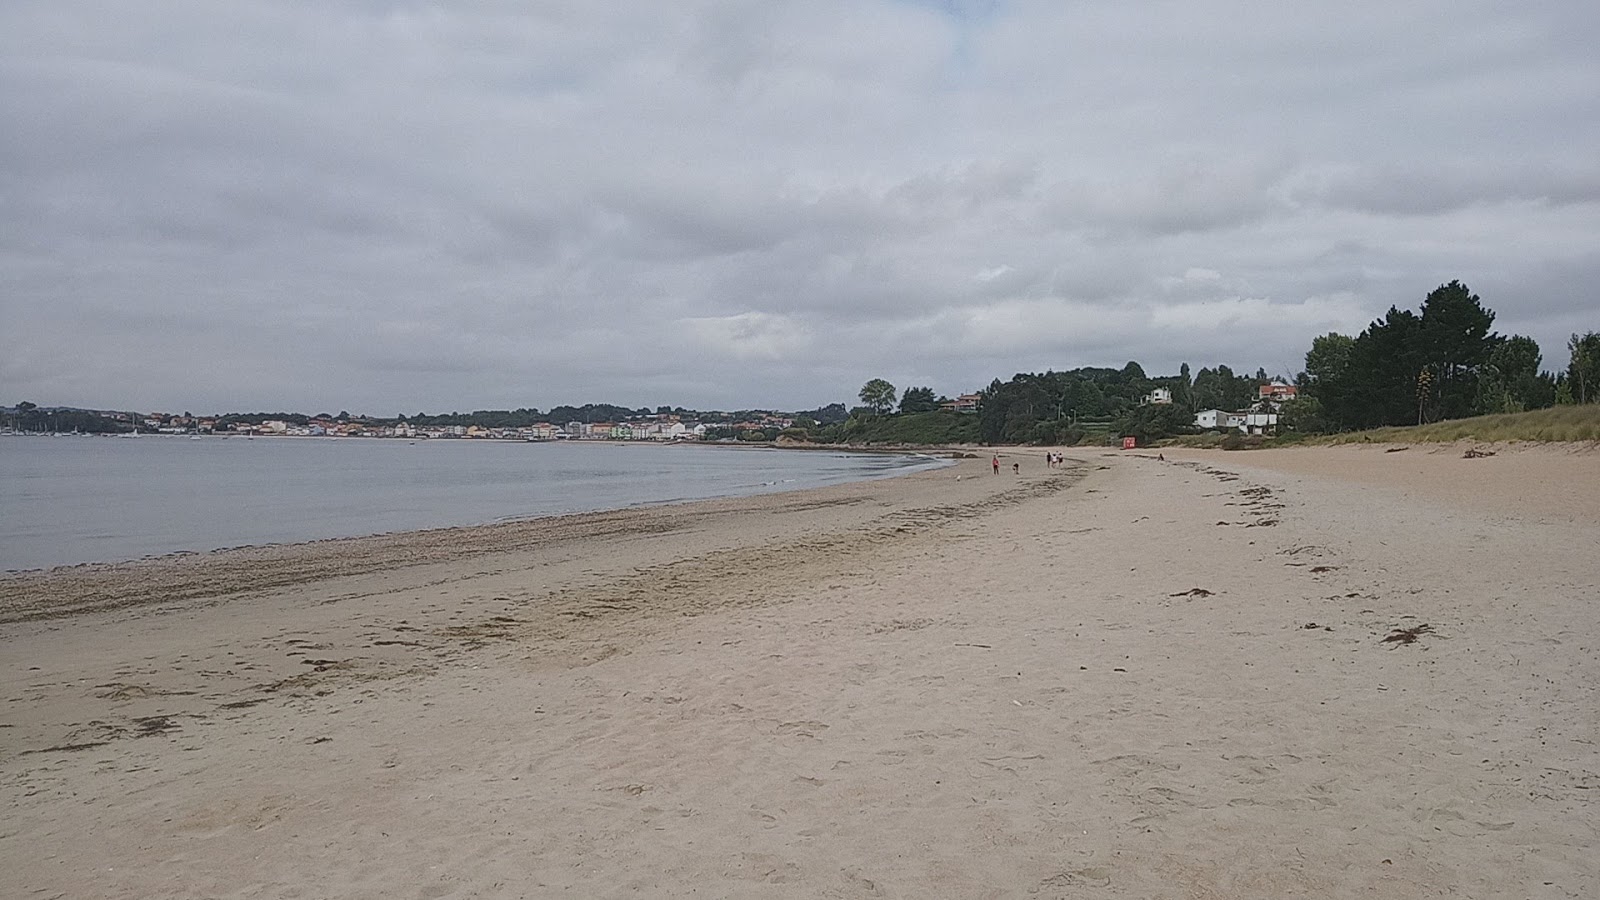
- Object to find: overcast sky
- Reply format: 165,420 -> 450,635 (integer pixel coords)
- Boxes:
3,1 -> 1597,414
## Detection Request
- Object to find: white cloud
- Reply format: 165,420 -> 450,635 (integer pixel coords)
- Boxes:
678,311 -> 814,362
1,0 -> 1597,412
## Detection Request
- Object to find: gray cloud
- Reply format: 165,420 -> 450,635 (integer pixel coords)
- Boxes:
3,0 -> 1598,414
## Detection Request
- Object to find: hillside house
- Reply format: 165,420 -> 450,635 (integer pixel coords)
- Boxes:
940,393 -> 982,414
1258,381 -> 1298,403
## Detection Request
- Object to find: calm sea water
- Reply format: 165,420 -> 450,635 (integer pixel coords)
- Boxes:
0,435 -> 948,571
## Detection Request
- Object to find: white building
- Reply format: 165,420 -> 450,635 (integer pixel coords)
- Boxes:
1143,387 -> 1173,405
1193,409 -> 1243,430
524,423 -> 559,441
1242,411 -> 1279,435
1194,408 -> 1278,434
643,422 -> 688,440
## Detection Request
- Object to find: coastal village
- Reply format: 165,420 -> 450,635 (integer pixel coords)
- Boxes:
120,411 -> 787,442
2,383 -> 1300,441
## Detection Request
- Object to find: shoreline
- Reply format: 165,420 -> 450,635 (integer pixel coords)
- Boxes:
0,439 -> 958,578
0,450 -> 1025,623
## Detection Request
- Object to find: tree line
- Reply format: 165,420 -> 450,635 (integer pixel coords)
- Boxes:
846,280 -> 1597,445
3,402 -> 130,434
1288,281 -> 1597,432
837,364 -> 1267,446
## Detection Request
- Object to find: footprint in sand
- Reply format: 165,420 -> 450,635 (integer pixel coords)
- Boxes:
1036,867 -> 1112,892
775,720 -> 829,737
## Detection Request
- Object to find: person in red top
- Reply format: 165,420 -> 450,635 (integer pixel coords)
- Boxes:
991,455 -> 1000,474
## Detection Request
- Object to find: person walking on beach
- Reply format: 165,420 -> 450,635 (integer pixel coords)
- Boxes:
992,455 -> 1000,474
1012,462 -> 1020,475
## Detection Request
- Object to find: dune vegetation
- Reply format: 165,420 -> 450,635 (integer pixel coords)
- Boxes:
1317,404 -> 1600,445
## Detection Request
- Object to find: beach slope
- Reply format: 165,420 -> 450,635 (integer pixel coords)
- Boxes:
3,445 -> 1596,898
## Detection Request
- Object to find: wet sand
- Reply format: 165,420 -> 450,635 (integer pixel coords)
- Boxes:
2,444 -> 1596,898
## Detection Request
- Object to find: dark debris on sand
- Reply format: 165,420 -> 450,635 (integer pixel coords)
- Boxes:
1382,623 -> 1433,645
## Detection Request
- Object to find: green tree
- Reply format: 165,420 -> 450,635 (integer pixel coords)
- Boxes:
1227,366 -> 1260,410
1479,335 -> 1552,413
1312,283 -> 1506,430
898,385 -> 938,414
1419,280 -> 1498,419
1115,403 -> 1194,444
1190,367 -> 1224,411
1491,335 -> 1541,382
1474,366 -> 1517,415
1555,377 -> 1575,405
1567,331 -> 1600,404
1118,361 -> 1150,400
977,378 -> 1008,442
1338,306 -> 1426,429
14,400 -> 40,432
1175,362 -> 1193,411
858,378 -> 897,415
795,402 -> 849,425
1278,396 -> 1329,433
1303,333 -> 1355,391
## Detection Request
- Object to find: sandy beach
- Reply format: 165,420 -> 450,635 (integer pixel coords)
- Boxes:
3,443 -> 1596,899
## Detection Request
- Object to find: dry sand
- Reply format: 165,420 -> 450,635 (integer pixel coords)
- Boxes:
2,444 -> 1596,898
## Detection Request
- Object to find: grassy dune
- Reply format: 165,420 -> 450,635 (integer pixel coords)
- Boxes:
1164,405 -> 1600,449
1322,405 -> 1600,445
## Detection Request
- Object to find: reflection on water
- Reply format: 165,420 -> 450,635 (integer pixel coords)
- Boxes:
0,436 -> 947,570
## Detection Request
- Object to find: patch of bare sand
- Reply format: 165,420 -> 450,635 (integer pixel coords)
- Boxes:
1163,440 -> 1599,526
2,448 -> 1595,898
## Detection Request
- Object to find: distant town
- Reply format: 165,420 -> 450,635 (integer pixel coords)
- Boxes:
0,395 -> 987,443
0,407 -> 788,442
